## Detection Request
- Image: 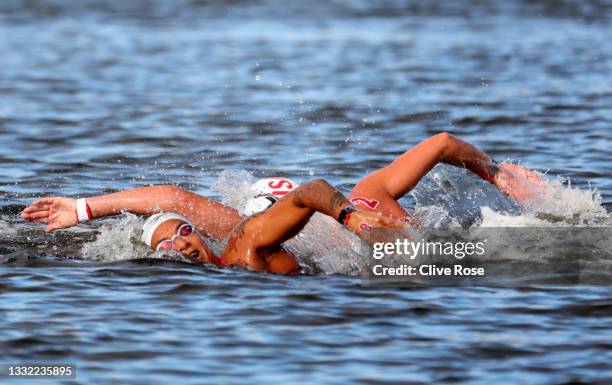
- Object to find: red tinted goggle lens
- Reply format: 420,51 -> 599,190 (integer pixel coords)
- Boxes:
157,240 -> 173,252
155,224 -> 195,252
178,224 -> 194,237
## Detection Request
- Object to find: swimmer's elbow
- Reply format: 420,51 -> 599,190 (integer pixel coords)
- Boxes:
292,178 -> 333,207
307,178 -> 332,190
434,131 -> 453,143
434,131 -> 455,147
302,178 -> 333,193
433,131 -> 460,160
156,184 -> 187,198
153,185 -> 191,211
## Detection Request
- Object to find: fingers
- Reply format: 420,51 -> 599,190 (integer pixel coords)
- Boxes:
29,197 -> 56,208
495,164 -> 549,204
21,197 -> 55,214
22,203 -> 50,214
367,212 -> 405,228
21,210 -> 50,222
376,213 -> 403,226
34,197 -> 57,205
19,197 -> 70,233
384,218 -> 405,228
379,219 -> 403,228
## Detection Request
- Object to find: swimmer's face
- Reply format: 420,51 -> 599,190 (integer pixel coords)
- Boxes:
150,219 -> 217,264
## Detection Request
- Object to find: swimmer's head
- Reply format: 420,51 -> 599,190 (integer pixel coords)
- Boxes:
244,177 -> 299,216
141,213 -> 217,264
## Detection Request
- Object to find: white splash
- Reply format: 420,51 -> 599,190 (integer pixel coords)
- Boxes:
480,174 -> 610,227
413,205 -> 461,228
80,213 -> 150,261
211,169 -> 256,215
0,217 -> 19,238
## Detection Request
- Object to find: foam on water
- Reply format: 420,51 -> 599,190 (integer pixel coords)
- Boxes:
211,169 -> 257,214
479,174 -> 610,227
79,214 -> 150,261
0,217 -> 19,238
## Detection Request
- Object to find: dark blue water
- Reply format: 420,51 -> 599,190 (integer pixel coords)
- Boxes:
1,1 -> 611,384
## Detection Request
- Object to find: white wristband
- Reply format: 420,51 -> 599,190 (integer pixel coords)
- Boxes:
76,198 -> 91,223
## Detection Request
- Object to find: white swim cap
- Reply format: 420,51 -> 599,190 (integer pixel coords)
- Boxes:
244,195 -> 278,216
141,213 -> 192,247
243,177 -> 300,216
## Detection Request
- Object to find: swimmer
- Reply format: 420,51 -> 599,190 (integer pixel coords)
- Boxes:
24,179 -> 402,274
22,133 -> 544,260
241,133 -> 544,223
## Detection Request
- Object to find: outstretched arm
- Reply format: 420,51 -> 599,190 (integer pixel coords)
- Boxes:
21,185 -> 242,240
222,179 -> 403,272
349,132 -> 543,218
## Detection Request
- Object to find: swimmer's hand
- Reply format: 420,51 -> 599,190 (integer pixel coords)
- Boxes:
21,197 -> 78,233
494,163 -> 548,203
344,210 -> 405,238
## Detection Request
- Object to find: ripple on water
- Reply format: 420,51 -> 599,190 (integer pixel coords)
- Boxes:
1,1 -> 611,383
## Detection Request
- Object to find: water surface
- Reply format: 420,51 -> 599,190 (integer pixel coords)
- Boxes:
1,1 -> 611,384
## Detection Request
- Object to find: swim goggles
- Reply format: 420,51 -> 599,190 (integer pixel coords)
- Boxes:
156,223 -> 195,252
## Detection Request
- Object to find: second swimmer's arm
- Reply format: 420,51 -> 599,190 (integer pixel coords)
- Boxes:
236,179 -> 359,250
223,179 -> 351,271
354,132 -> 497,201
223,179 -> 403,272
437,133 -> 497,183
